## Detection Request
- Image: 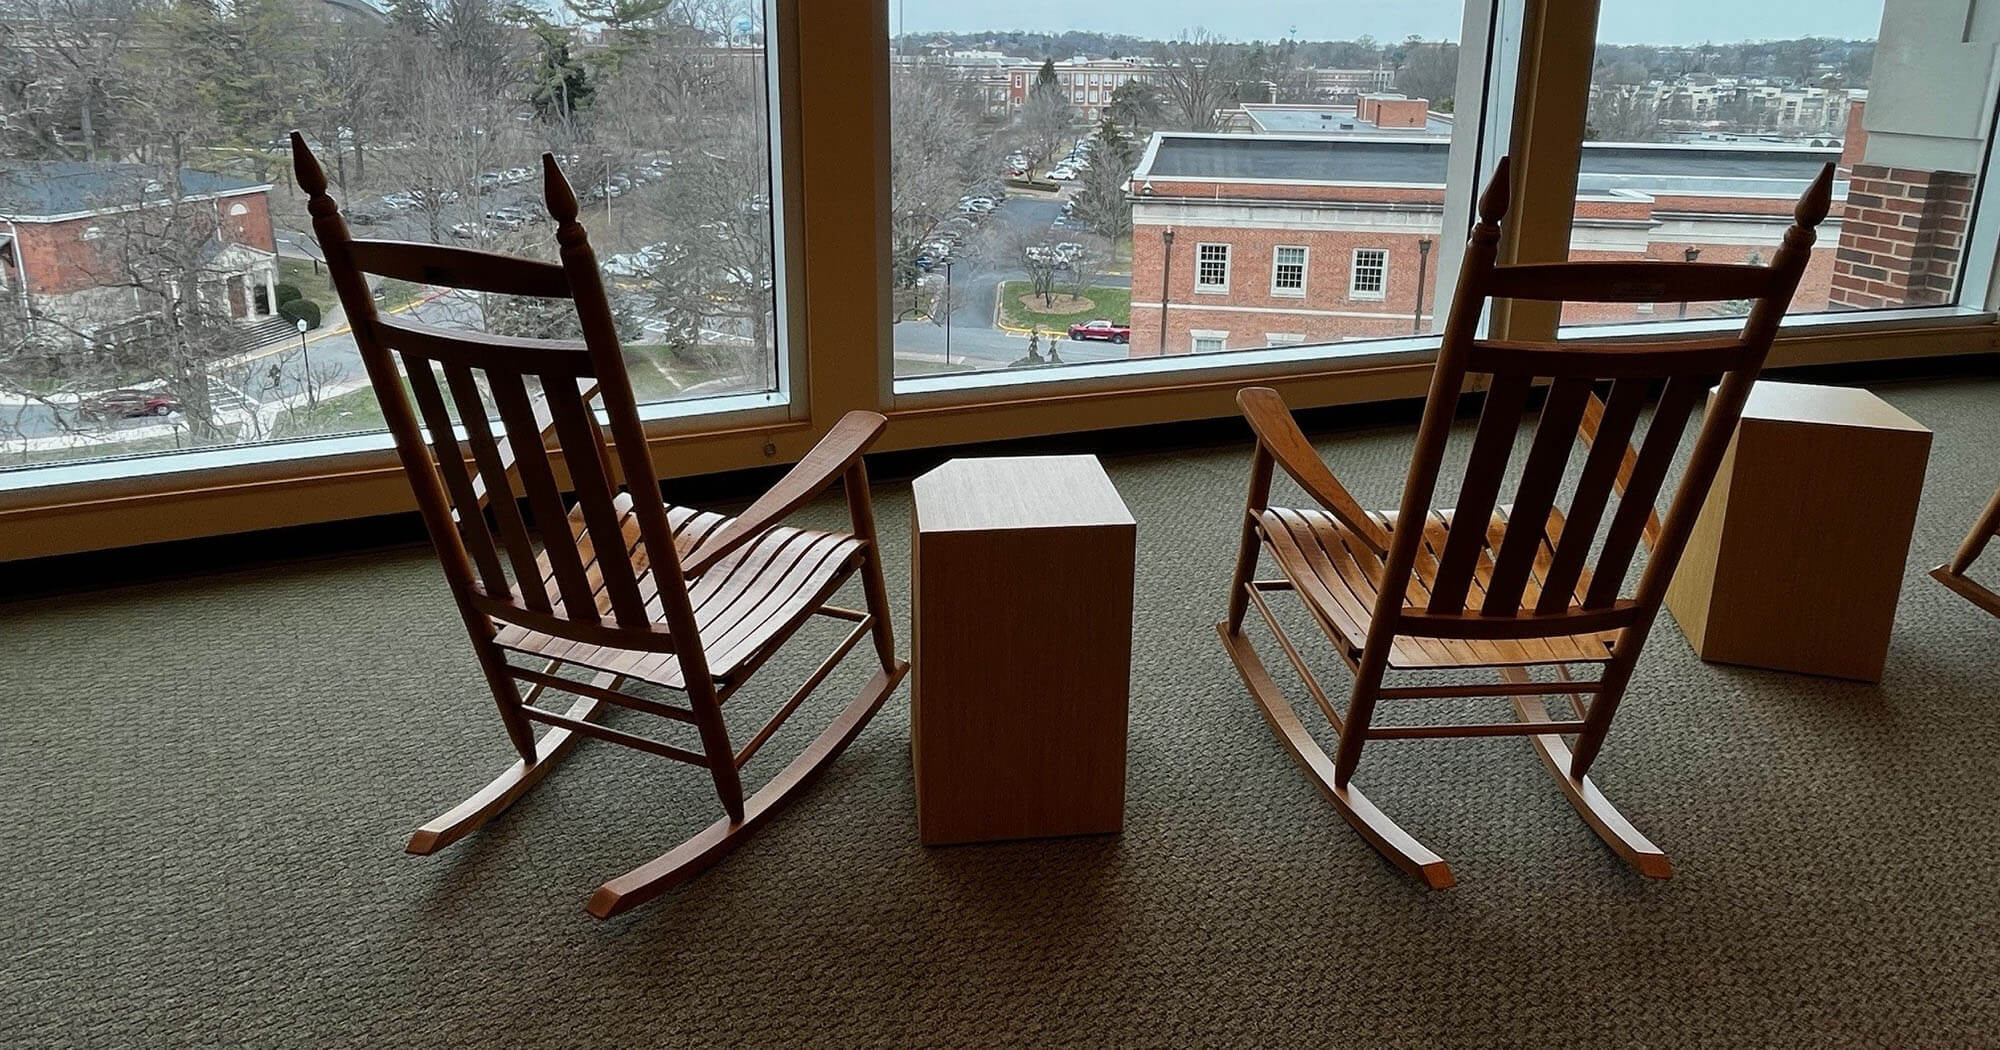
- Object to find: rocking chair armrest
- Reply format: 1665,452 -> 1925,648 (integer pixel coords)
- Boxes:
1237,386 -> 1391,555
681,410 -> 889,578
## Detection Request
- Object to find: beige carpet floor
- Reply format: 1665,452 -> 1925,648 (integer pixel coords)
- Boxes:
4,376 -> 1999,1048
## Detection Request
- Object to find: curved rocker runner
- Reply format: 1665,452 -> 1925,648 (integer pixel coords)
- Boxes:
291,133 -> 908,918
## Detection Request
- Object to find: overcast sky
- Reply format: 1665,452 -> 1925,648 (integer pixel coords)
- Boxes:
898,1 -> 1887,47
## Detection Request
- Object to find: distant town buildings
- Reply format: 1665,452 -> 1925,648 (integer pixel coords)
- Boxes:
895,50 -> 1160,122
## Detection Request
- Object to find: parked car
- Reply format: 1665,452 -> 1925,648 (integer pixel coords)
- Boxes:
1067,319 -> 1130,344
1046,167 -> 1077,181
81,389 -> 179,418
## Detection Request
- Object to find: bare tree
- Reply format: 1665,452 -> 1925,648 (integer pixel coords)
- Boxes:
1586,85 -> 1662,143
1015,79 -> 1073,171
1153,30 -> 1256,132
1071,122 -> 1137,241
1394,38 -> 1458,108
888,64 -> 998,289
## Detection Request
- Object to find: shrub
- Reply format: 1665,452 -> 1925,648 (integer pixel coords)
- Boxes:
274,281 -> 304,305
278,298 -> 321,330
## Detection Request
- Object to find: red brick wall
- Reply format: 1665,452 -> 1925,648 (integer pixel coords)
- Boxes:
1130,223 -> 1443,354
1374,98 -> 1430,129
13,189 -> 272,297
219,191 -> 276,253
1830,165 -> 1973,309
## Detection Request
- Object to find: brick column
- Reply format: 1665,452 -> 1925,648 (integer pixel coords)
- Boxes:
1831,164 -> 1976,309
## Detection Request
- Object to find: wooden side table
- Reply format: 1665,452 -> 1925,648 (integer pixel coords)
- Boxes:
1665,382 -> 1932,681
910,455 -> 1136,846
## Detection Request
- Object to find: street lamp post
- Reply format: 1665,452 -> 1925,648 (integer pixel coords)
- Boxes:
1158,227 -> 1175,355
296,317 -> 314,406
1679,246 -> 1701,318
942,260 -> 954,366
1413,237 -> 1433,335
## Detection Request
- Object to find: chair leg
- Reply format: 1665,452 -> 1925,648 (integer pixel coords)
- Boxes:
1217,623 -> 1454,889
845,460 -> 900,671
408,670 -> 615,855
587,660 -> 909,919
688,677 -> 748,825
470,631 -> 539,762
1226,447 -> 1275,634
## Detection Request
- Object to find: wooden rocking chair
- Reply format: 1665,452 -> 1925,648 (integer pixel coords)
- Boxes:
291,133 -> 909,918
1931,485 -> 2000,618
1219,156 -> 1834,888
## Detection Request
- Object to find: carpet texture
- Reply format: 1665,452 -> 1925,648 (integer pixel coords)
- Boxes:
5,377 -> 2000,1048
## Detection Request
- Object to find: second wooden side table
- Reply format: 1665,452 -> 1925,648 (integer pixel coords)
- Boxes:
909,455 -> 1136,846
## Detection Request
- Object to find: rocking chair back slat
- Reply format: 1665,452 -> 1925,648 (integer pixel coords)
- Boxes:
1535,380 -> 1649,612
1481,375 -> 1594,615
542,373 -> 651,627
442,363 -> 550,614
403,360 -> 509,599
1582,373 -> 1713,609
485,368 -> 600,621
1427,372 -> 1534,613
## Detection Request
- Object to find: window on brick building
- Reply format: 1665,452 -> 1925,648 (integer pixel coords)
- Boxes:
1350,249 -> 1387,299
1272,246 -> 1307,295
1565,0 -> 1998,330
1265,333 -> 1306,346
1197,243 -> 1231,292
1192,330 -> 1228,353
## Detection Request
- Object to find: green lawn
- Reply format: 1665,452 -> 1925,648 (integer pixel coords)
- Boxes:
270,383 -> 385,439
996,281 -> 1132,332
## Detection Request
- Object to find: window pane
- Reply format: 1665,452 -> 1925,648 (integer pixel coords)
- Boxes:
1566,1 -> 1994,327
1273,246 -> 1307,293
1,2 -> 782,473
888,8 -> 1480,376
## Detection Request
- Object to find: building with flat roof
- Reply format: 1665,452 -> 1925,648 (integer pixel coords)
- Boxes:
1225,99 -> 1455,139
1125,130 -> 1853,353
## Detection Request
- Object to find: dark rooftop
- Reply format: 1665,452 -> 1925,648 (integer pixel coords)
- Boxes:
0,162 -> 266,220
1139,135 -> 1841,194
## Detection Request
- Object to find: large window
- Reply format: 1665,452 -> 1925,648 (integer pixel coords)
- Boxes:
0,0 -> 784,473
887,6 -> 1485,376
1564,0 -> 1999,329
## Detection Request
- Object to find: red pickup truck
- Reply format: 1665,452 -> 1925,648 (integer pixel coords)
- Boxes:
1067,319 -> 1131,344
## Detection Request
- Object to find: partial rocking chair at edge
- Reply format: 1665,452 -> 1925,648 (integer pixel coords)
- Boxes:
1931,483 -> 2000,618
290,133 -> 909,919
1219,156 -> 1835,888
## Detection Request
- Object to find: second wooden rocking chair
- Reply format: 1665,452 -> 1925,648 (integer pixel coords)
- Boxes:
292,134 -> 908,918
1220,156 -> 1834,887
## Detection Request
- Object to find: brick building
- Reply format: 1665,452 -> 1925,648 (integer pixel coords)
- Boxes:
1126,106 -> 1857,355
0,162 -> 279,346
1003,59 -> 1158,123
